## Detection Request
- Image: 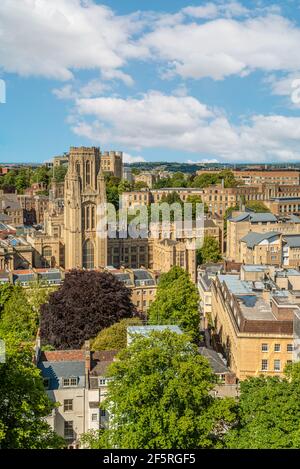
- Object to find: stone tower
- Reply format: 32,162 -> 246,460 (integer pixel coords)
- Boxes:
64,147 -> 107,270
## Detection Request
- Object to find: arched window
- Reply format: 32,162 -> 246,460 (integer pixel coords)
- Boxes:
82,203 -> 96,231
86,205 -> 90,230
82,239 -> 94,269
91,205 -> 95,229
86,160 -> 91,185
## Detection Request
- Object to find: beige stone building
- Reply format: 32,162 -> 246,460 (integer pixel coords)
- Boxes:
106,266 -> 158,314
226,212 -> 300,261
26,147 -> 200,281
134,172 -> 157,188
196,169 -> 300,186
211,273 -> 295,380
64,147 -> 107,270
100,151 -> 123,179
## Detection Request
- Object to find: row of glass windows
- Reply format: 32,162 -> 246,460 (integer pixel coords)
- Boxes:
261,359 -> 292,372
261,343 -> 293,352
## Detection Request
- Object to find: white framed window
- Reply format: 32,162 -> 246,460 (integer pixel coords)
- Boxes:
287,344 -> 293,352
274,360 -> 281,372
64,421 -> 74,439
63,377 -> 78,387
261,359 -> 268,371
99,378 -> 106,386
91,413 -> 98,422
64,399 -> 73,412
274,344 -> 281,352
261,343 -> 268,352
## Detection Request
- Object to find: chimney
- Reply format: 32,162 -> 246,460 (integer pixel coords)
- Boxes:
84,340 -> 91,372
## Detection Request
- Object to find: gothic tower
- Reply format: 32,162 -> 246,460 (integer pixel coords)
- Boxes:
64,147 -> 107,269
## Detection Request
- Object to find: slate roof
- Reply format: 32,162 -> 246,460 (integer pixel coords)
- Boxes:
284,235 -> 300,248
38,361 -> 85,389
199,347 -> 230,374
229,212 -> 277,223
240,231 -> 280,249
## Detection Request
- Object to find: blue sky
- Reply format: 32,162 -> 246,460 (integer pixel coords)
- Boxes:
1,0 -> 300,164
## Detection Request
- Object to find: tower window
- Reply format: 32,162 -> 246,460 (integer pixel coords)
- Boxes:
83,239 -> 94,269
86,160 -> 91,185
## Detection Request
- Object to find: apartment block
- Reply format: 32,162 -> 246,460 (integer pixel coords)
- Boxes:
226,212 -> 300,261
211,272 -> 296,380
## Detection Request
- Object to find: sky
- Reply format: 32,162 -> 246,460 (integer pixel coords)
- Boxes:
1,0 -> 300,164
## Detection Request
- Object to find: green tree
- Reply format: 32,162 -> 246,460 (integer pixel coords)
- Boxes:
89,331 -> 236,449
225,363 -> 300,449
31,166 -> 51,186
92,317 -> 142,351
245,201 -> 270,213
134,181 -> 149,190
0,283 -> 14,318
15,168 -> 31,193
0,286 -> 39,342
131,168 -> 141,176
148,266 -> 199,339
186,194 -> 208,218
0,339 -> 64,449
118,179 -> 133,194
197,236 -> 222,265
53,165 -> 67,183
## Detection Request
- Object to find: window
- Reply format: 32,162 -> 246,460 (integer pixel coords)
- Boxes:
261,359 -> 268,371
86,160 -> 91,185
63,377 -> 78,387
82,239 -> 94,269
43,378 -> 50,389
99,378 -> 106,386
91,413 -> 98,422
287,344 -> 293,352
64,421 -> 74,439
64,399 -> 73,412
274,360 -> 281,372
274,344 -> 281,352
261,343 -> 268,352
287,360 -> 293,366
100,410 -> 106,417
42,246 -> 52,258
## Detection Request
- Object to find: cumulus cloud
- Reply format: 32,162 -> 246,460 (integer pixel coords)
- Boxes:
123,153 -> 145,164
187,159 -> 219,164
70,90 -> 300,162
0,0 -> 142,81
0,1 -> 299,84
182,2 -> 249,20
140,14 -> 300,80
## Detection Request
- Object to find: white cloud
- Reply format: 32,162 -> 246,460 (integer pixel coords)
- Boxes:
266,73 -> 300,108
70,90 -> 300,162
187,159 -> 219,164
123,153 -> 145,164
0,2 -> 298,85
53,80 -> 110,100
182,2 -> 249,20
0,0 -> 142,81
140,14 -> 300,80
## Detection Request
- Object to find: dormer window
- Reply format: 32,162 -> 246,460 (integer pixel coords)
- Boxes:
63,377 -> 78,387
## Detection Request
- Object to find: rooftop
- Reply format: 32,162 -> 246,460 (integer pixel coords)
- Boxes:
240,231 -> 280,248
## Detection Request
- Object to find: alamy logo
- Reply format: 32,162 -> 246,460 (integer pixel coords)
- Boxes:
0,339 -> 5,363
291,79 -> 300,105
0,79 -> 6,104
